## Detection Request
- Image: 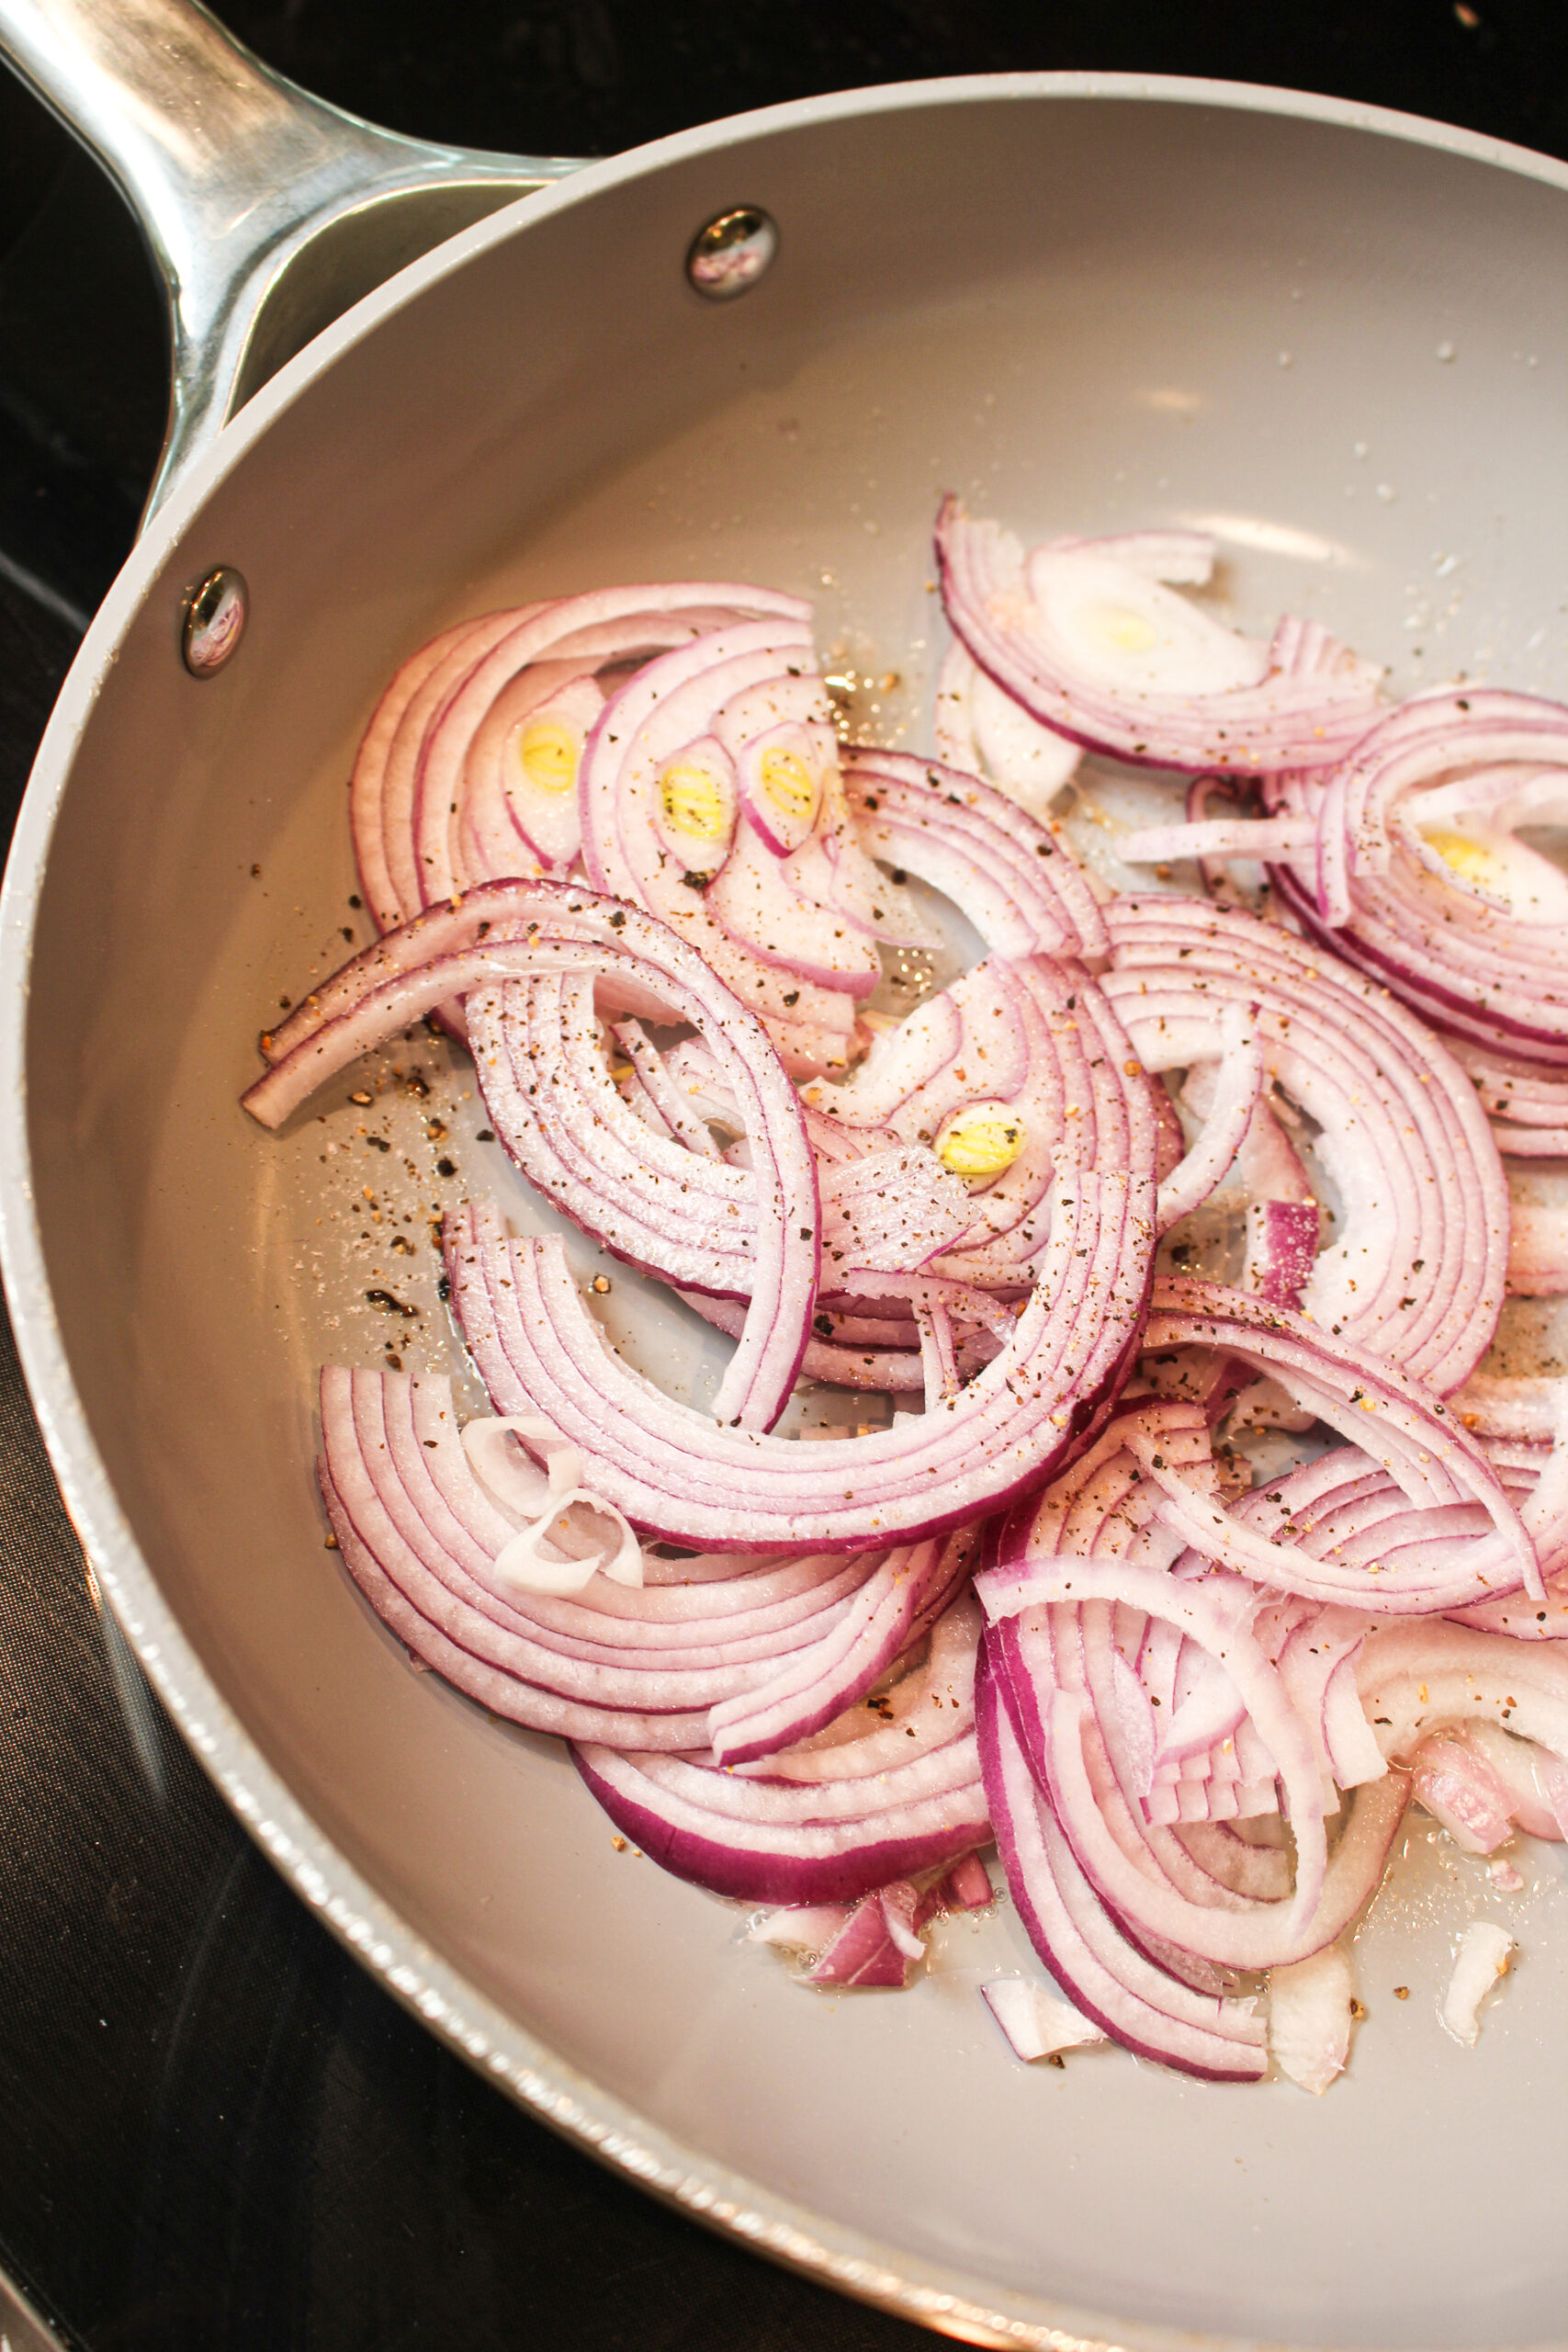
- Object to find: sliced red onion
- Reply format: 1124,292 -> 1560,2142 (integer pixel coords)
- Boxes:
352,608 -> 544,930
1450,1039 -> 1568,1158
1410,1734 -> 1520,1854
477,981 -> 967,1328
572,1595 -> 989,1903
255,876 -> 559,1068
810,955 -> 1159,1290
1507,1204 -> 1568,1295
674,1288 -> 928,1395
1121,814 -> 1318,865
933,639 -> 1084,818
1021,541 -> 1267,698
457,667 -> 604,882
1211,1443 -> 1541,1620
1155,1002 -> 1264,1232
843,748 -> 1108,961
573,1731 -> 988,1906
351,586 -> 809,929
987,1604 -> 1263,1980
1043,1672 -> 1407,1972
317,1370 -> 961,1751
980,1976 -> 1108,2060
1179,1116 -> 1319,1319
807,984 -> 962,1126
1012,1590 -> 1279,1879
1248,1200 -> 1321,1313
937,500 -> 1382,775
998,1362 -> 1529,1623
245,882 -> 818,1431
748,1904 -> 852,1951
1043,527 -> 1221,584
990,1389 -> 1213,1577
1440,1920 -> 1516,2045
977,1650 -> 1269,2082
1431,1721 -> 1567,1838
576,622 -> 900,1075
705,812 -> 882,995
1355,1618 -> 1568,1767
818,1143 -> 975,1272
676,1262 -> 1010,1397
706,1526 -> 973,1767
782,773 -> 944,960
460,1411 -> 642,1593
941,1849 -> 995,1909
321,1372 -> 735,1746
1151,1084 -> 1187,1189
915,1298 -> 960,1408
1103,897 -> 1509,1394
412,588 -> 809,910
807,1883 -> 925,1985
985,1447 -> 1401,1908
1146,1280 -> 1540,1601
976,1555 -> 1332,1939
1450,1374 -> 1567,1442
729,718 -> 834,856
1268,1941 -> 1355,2095
446,1159 -> 1152,1554
1244,1430 -> 1568,1640
828,1268 -> 1018,1349
998,1578 -> 1411,1954
1173,1822 -> 1293,1902
612,1021 -> 724,1159
727,1588 -> 984,1778
468,970 -> 761,1299
1268,690 -> 1568,1072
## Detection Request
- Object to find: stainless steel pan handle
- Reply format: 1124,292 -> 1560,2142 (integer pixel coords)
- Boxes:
0,0 -> 587,523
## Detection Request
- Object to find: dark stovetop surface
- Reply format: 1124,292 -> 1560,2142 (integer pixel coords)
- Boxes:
1,6 -> 1565,2347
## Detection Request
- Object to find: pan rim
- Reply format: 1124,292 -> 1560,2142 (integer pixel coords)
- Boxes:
4,69 -> 1567,2352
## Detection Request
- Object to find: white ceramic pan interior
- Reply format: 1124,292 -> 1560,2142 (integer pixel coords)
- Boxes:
4,68 -> 1568,2352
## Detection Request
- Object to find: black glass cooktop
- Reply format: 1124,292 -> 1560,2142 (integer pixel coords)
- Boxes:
1,6 -> 1565,2346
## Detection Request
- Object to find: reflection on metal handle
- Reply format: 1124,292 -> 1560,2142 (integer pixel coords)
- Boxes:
0,0 -> 587,525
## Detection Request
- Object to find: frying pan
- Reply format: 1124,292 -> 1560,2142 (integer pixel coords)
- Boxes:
2,5 -> 1567,2345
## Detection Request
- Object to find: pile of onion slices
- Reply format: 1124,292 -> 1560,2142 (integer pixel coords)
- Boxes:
246,515 -> 1568,2089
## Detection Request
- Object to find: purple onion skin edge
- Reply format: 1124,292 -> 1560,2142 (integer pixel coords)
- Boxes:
1269,865 -> 1568,1068
570,1748 -> 987,1905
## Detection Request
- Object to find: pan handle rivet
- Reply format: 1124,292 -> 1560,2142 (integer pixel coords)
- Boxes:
182,566 -> 248,677
686,208 -> 777,300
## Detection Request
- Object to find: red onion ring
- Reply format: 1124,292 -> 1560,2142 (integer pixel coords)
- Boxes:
244,882 -> 819,1431
936,499 -> 1383,775
320,1368 -> 980,1766
351,585 -> 810,929
573,1596 -> 989,1903
810,954 -> 1160,1290
1102,897 -> 1508,1394
977,1647 -> 1269,2081
977,1555 -> 1333,1940
577,622 -> 888,1076
842,748 -> 1108,961
1268,690 -> 1568,1070
444,1159 -> 1152,1554
1145,1279 -> 1541,1600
